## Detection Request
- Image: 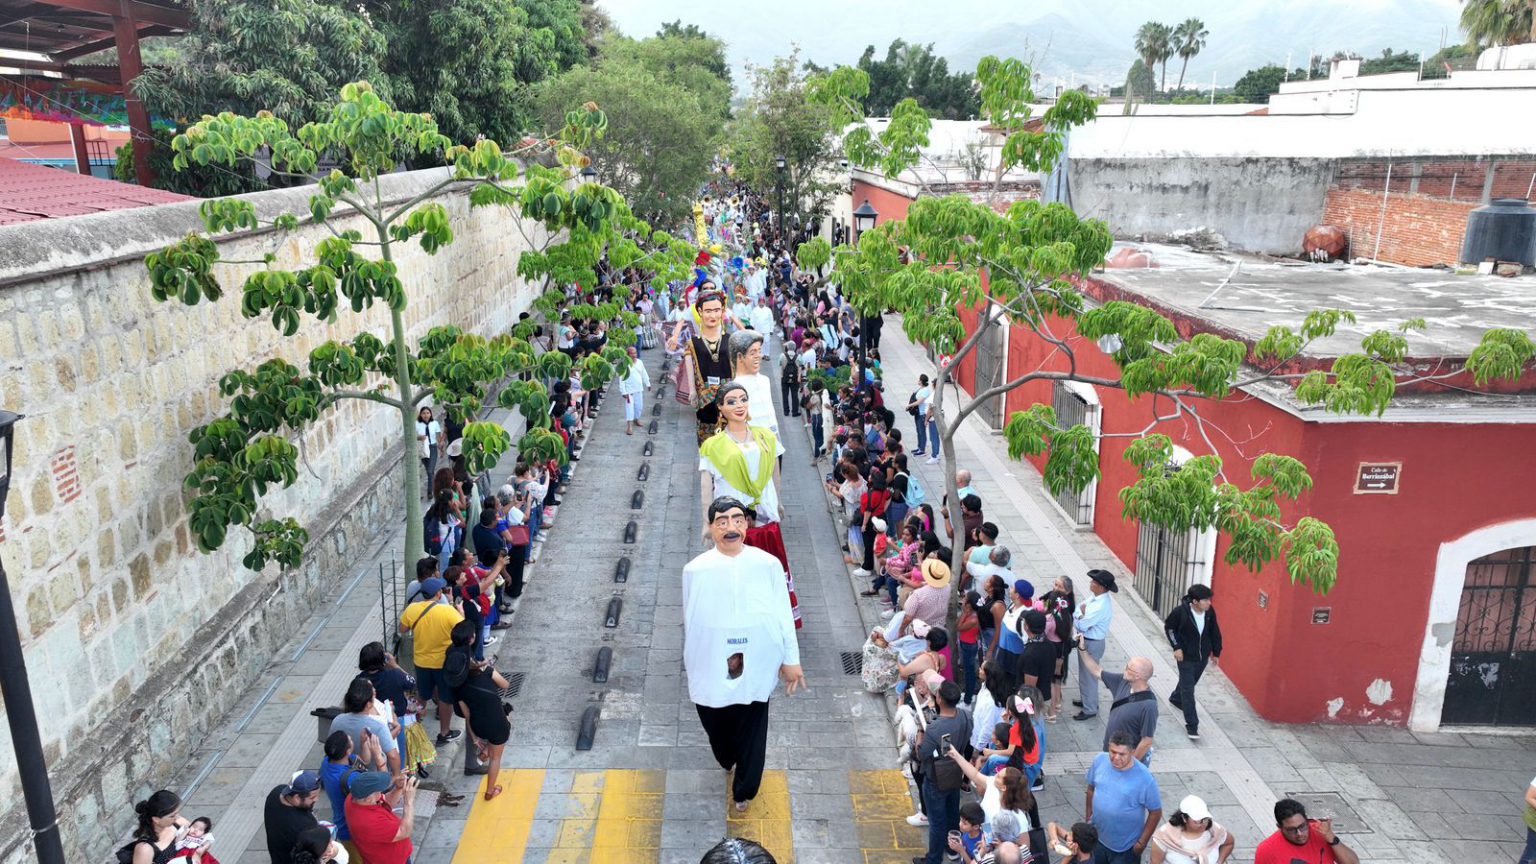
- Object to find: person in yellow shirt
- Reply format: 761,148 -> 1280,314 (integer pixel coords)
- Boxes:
398,575 -> 465,747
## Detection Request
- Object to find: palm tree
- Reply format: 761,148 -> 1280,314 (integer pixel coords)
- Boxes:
1461,0 -> 1535,46
1173,17 -> 1209,91
1135,22 -> 1175,93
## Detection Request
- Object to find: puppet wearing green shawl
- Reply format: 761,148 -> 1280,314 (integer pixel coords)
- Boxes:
699,426 -> 779,506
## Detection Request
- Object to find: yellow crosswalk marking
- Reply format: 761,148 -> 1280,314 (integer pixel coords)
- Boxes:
726,770 -> 795,864
593,769 -> 665,852
451,769 -> 545,864
850,770 -> 927,864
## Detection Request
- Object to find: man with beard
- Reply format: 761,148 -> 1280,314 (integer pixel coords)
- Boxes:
667,285 -> 733,444
683,496 -> 806,812
263,770 -> 320,864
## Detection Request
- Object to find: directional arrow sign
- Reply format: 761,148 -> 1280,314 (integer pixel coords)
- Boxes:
1354,462 -> 1401,495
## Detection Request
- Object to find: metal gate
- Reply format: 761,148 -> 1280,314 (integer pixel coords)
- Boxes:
1133,521 -> 1206,618
1051,383 -> 1097,526
1443,546 -> 1536,726
972,313 -> 1006,430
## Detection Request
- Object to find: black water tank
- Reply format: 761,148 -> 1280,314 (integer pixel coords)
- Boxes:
1460,198 -> 1536,266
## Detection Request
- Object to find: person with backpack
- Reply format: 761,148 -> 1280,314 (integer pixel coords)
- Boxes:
908,374 -> 933,456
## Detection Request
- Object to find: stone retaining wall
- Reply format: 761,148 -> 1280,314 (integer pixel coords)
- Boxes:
0,169 -> 543,863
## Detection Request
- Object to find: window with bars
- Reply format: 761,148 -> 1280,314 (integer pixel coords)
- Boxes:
1133,520 -> 1213,618
1050,382 -> 1099,526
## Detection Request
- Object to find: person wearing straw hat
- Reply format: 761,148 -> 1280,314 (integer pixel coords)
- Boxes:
1149,795 -> 1234,864
902,559 -> 953,637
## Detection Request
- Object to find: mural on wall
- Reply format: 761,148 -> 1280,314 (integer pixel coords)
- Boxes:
0,77 -> 173,127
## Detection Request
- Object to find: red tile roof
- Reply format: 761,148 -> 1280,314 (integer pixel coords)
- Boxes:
0,156 -> 192,224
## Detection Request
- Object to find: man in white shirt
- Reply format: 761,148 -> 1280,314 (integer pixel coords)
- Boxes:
1073,569 -> 1118,720
684,497 -> 806,812
617,346 -> 651,435
749,296 -> 776,354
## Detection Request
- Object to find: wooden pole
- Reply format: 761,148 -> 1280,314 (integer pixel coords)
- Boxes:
68,122 -> 91,176
112,0 -> 154,187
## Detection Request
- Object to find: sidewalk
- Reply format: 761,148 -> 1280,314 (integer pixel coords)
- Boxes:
870,317 -> 1536,862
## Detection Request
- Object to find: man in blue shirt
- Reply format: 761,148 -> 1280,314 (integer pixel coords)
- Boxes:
1073,569 -> 1118,720
1085,732 -> 1162,862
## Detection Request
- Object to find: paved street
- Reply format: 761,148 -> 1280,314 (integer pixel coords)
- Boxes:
161,331 -> 1536,864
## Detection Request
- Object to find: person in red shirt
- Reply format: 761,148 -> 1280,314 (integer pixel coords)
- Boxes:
343,772 -> 417,864
1254,798 -> 1360,864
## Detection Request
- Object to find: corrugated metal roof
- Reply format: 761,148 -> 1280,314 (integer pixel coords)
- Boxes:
0,155 -> 191,223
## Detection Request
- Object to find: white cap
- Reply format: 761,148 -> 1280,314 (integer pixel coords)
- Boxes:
912,619 -> 931,638
1179,794 -> 1212,822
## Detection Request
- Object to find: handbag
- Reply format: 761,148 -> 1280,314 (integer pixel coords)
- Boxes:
674,351 -> 695,406
505,524 -> 531,546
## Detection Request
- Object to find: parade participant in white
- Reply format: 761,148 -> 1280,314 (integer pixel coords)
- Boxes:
617,345 -> 651,435
728,330 -> 779,440
684,496 -> 806,812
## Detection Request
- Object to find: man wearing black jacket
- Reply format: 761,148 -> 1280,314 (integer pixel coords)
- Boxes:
1163,584 -> 1222,741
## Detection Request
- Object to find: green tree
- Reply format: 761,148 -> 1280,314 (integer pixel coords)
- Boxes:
535,39 -> 726,225
1172,17 -> 1209,91
1358,48 -> 1422,74
1135,21 -> 1174,93
1232,64 -> 1297,103
1123,59 -> 1157,107
799,57 -> 1536,622
368,0 -> 586,145
1461,0 -> 1535,46
728,51 -> 849,233
144,82 -> 696,569
1424,42 -> 1479,77
114,129 -> 264,198
604,32 -> 733,117
132,0 -> 390,128
856,39 -> 980,120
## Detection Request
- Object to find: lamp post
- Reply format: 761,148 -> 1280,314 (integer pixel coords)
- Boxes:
774,154 -> 787,243
579,164 -> 598,185
0,411 -> 64,864
851,199 -> 879,392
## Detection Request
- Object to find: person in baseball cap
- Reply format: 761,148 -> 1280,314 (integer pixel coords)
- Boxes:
347,771 -> 395,800
283,770 -> 320,797
419,576 -> 447,598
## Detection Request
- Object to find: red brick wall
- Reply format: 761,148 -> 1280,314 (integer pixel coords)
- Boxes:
1322,187 -> 1478,267
1323,158 -> 1536,267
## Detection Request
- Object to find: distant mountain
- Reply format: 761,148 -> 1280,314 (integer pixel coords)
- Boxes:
937,0 -> 1463,89
602,0 -> 1464,93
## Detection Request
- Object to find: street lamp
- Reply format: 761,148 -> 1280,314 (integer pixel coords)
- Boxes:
774,155 -> 787,241
0,411 -> 64,864
851,201 -> 880,392
579,164 -> 598,185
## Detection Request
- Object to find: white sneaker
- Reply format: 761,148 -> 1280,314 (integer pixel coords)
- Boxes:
925,456 -> 940,465
484,636 -> 498,647
852,568 -> 873,577
906,813 -> 929,826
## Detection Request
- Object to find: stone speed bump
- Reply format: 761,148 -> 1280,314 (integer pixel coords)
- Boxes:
637,462 -> 650,481
576,704 -> 600,750
624,519 -> 638,544
592,646 -> 613,683
643,441 -> 654,457
647,418 -> 659,434
614,557 -> 630,583
631,489 -> 644,509
604,597 -> 623,628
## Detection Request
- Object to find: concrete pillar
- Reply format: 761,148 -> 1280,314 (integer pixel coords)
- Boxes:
69,123 -> 91,177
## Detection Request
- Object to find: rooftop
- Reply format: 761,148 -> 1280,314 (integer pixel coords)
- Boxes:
1093,243 -> 1536,360
0,156 -> 191,224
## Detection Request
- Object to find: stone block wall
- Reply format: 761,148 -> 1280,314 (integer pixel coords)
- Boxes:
0,168 -> 545,862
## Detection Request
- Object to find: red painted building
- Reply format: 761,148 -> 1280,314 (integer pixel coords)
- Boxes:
851,176 -> 1536,729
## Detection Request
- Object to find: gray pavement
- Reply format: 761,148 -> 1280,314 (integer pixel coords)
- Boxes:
156,324 -> 1536,864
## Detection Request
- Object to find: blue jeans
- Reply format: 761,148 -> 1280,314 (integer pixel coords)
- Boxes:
810,414 -> 824,454
914,413 -> 928,452
1522,827 -> 1536,864
919,778 -> 960,864
926,417 -> 941,458
960,639 -> 980,702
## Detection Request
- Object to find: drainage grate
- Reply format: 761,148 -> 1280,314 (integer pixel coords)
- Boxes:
840,652 -> 863,675
499,671 -> 526,699
1280,792 -> 1369,834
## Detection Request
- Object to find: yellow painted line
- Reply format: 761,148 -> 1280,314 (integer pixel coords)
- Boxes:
451,768 -> 545,864
725,769 -> 794,864
849,770 -> 927,864
592,769 -> 665,854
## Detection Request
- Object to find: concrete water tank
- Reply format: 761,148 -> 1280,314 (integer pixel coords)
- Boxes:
1460,198 -> 1536,267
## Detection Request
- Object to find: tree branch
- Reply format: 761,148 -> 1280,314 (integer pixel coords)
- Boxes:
323,389 -> 402,409
382,177 -> 463,227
